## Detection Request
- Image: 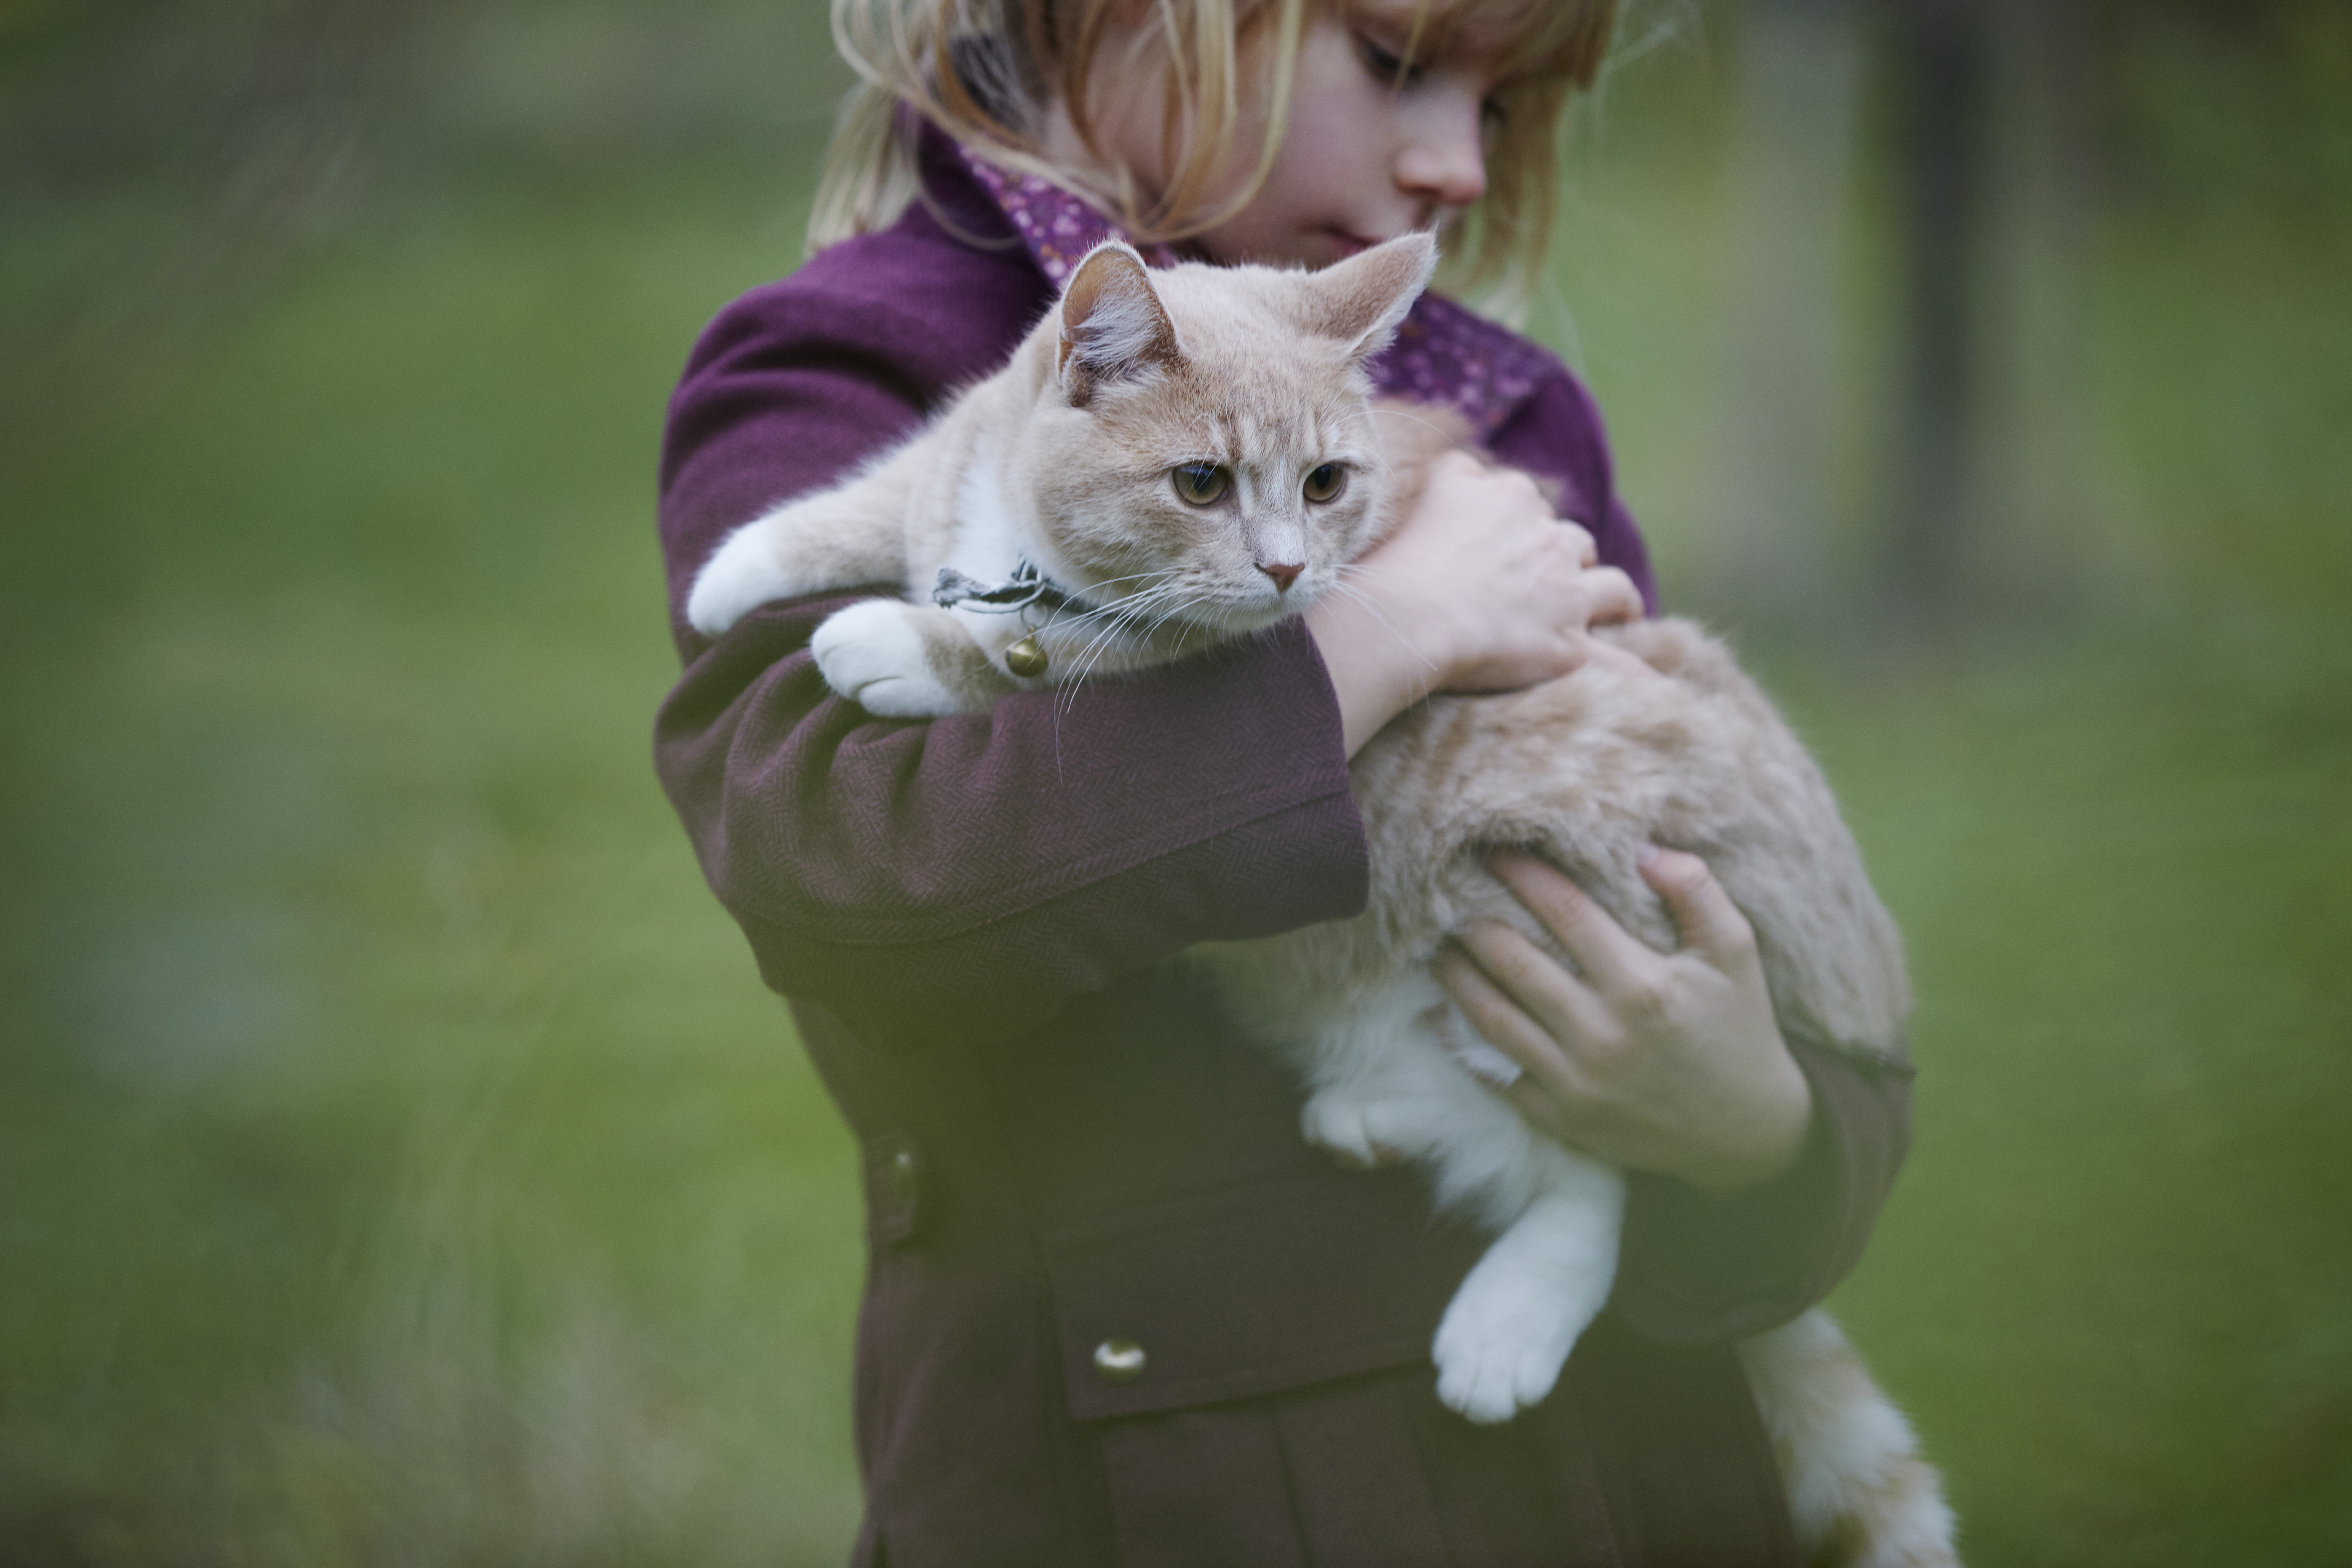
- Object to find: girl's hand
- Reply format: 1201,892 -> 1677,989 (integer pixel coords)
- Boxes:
1307,452 -> 1644,755
1435,846 -> 1814,1196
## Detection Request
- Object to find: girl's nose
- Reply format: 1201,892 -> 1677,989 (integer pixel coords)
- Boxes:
1393,89 -> 1488,212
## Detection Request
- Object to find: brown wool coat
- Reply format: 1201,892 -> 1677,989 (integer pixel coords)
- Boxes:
653,133 -> 1914,1568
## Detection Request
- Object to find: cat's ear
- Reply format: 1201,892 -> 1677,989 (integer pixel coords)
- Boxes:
1058,241 -> 1182,404
1303,232 -> 1438,362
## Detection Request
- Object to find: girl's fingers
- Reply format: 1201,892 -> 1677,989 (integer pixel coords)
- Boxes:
1445,918 -> 1614,1053
1559,520 -> 1599,568
1485,849 -> 1657,997
1574,636 -> 1662,679
1503,1074 -> 1580,1144
1434,937 -> 1586,1084
1442,940 -> 1609,1149
1636,844 -> 1759,968
1580,566 -> 1643,627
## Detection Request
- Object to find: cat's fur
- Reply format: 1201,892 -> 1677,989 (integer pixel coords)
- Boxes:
689,236 -> 1959,1567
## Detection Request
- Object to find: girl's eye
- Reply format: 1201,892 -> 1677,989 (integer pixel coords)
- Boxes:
1357,34 -> 1422,87
1302,463 -> 1347,504
1172,463 -> 1230,505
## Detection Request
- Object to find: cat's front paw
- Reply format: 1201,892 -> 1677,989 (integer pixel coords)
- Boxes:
811,601 -> 961,718
687,520 -> 791,636
1431,1267 -> 1577,1424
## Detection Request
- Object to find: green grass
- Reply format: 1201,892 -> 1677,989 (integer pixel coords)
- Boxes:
1792,623 -> 2352,1566
1,188 -> 867,1564
3,15 -> 2350,1565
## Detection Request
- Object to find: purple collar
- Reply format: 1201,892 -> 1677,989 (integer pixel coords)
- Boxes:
954,143 -> 1558,440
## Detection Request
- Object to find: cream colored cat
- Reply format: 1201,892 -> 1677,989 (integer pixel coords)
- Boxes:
688,236 -> 1958,1568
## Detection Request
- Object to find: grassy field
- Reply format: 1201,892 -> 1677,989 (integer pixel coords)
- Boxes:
2,5 -> 2348,1564
0,181 -> 873,1562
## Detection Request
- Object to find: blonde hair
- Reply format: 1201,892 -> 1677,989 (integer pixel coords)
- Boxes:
812,0 -> 1618,297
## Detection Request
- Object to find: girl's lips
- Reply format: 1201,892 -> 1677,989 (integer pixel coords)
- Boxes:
1325,229 -> 1385,259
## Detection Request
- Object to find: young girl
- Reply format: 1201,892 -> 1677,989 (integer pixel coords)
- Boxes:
655,2 -> 1914,1563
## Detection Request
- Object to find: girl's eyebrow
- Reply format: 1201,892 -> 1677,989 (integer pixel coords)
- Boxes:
1348,0 -> 1436,48
1354,3 -> 1520,82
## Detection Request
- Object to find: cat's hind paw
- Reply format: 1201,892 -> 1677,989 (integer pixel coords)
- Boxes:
1431,1270 -> 1577,1424
812,601 -> 963,718
1300,1090 -> 1433,1170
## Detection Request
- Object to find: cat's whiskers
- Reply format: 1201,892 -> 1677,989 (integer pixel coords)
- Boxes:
1026,574 -> 1174,778
1044,567 -> 1179,639
1140,587 -> 1219,639
1057,584 -> 1224,715
1056,619 -> 1133,716
1061,565 -> 1175,603
1050,581 -> 1185,713
1030,577 -> 1180,699
1029,577 -> 1180,756
1048,575 -> 1180,646
1080,581 -> 1194,665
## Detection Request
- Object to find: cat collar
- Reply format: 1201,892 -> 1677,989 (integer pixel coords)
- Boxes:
931,559 -> 1082,617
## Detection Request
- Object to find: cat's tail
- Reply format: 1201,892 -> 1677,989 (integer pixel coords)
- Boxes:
1740,1311 -> 1960,1568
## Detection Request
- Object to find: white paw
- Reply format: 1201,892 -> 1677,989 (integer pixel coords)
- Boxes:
1300,1090 -> 1428,1169
811,601 -> 959,717
1429,1004 -> 1523,1088
687,520 -> 792,636
1431,1266 -> 1577,1424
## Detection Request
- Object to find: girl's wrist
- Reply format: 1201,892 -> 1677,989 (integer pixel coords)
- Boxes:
1677,1060 -> 1815,1197
1305,592 -> 1446,758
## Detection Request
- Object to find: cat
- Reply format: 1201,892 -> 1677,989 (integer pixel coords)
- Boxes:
687,235 -> 1960,1568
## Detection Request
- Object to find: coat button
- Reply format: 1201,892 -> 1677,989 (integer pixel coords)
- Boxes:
1091,1338 -> 1147,1384
886,1148 -> 919,1206
867,1131 -> 925,1246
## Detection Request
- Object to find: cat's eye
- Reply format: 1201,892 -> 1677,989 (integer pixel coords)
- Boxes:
1302,463 -> 1347,504
1172,462 -> 1230,506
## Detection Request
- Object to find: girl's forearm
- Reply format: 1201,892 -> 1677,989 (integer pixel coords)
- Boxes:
659,593 -> 1370,1050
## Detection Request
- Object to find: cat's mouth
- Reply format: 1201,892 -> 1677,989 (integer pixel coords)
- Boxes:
1192,581 -> 1328,632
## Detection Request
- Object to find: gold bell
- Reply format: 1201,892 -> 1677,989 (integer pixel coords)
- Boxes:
1005,635 -> 1048,679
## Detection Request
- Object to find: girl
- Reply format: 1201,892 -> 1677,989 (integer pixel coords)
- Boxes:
654,2 -> 1914,1563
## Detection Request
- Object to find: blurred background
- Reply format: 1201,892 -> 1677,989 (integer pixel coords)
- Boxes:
1,0 -> 2345,1561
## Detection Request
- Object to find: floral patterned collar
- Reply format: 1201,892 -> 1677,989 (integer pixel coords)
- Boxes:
955,142 -> 1557,441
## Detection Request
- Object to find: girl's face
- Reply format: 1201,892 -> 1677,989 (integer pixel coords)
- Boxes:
1089,1 -> 1522,270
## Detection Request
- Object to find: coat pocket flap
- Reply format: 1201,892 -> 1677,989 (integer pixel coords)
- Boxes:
1041,1171 -> 1484,1422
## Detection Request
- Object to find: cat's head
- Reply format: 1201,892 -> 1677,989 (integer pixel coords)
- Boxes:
1011,233 -> 1437,642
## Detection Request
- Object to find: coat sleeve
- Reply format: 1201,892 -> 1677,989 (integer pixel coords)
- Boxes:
653,271 -> 1371,1055
1610,1043 -> 1915,1341
1489,367 -> 1914,1341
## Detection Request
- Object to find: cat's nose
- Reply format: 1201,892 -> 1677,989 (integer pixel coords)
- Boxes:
1258,561 -> 1303,594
